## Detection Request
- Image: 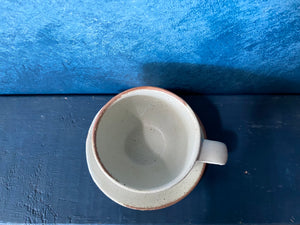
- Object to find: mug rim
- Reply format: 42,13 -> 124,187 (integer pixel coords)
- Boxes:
91,86 -> 202,193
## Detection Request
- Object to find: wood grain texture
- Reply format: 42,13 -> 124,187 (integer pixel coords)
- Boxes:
0,0 -> 299,94
0,95 -> 299,224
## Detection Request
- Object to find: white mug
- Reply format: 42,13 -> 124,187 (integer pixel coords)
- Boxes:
87,86 -> 227,196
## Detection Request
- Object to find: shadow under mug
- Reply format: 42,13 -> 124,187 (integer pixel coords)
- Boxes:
89,86 -> 228,194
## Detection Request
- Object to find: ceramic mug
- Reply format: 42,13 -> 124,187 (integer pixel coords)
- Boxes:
87,87 -> 227,196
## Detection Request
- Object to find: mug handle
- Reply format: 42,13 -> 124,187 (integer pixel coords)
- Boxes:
197,139 -> 228,165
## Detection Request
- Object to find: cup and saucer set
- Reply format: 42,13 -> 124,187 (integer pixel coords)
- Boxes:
86,86 -> 227,210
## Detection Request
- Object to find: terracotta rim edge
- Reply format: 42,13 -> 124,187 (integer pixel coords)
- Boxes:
91,86 -> 207,210
123,163 -> 206,211
123,115 -> 207,211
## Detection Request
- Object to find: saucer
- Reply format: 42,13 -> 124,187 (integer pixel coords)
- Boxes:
86,130 -> 206,210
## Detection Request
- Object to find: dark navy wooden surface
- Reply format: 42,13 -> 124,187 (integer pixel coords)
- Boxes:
0,95 -> 299,224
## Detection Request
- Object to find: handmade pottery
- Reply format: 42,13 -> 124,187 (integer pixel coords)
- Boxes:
86,86 -> 227,210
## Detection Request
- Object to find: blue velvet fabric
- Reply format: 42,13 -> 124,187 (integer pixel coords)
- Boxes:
0,0 -> 299,94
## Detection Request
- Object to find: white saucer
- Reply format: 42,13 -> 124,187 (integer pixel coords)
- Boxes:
86,130 -> 206,210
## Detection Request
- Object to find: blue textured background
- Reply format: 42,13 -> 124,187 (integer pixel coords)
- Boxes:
1,95 -> 299,223
0,0 -> 299,94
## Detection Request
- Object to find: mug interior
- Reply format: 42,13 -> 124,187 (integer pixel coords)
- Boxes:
94,88 -> 200,192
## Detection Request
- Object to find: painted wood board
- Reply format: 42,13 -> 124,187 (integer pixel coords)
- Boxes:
0,95 -> 299,224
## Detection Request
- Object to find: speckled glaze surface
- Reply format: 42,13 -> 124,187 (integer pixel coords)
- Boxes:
86,123 -> 206,210
86,86 -> 226,210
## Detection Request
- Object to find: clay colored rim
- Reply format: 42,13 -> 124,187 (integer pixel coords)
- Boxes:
87,131 -> 206,211
123,117 -> 207,211
123,164 -> 206,211
92,86 -> 206,202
